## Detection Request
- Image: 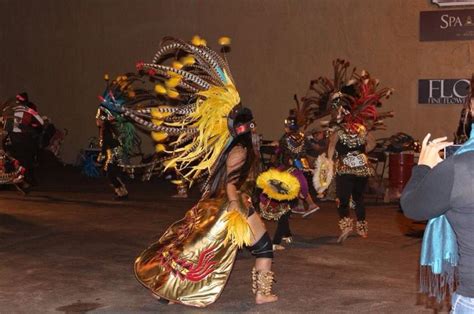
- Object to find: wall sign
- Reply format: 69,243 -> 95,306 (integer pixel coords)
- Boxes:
433,0 -> 474,7
420,9 -> 474,41
418,79 -> 470,104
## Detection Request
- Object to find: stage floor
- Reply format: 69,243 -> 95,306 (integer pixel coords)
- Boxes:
0,167 -> 440,313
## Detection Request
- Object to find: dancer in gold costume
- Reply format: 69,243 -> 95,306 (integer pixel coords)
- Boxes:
130,36 -> 277,307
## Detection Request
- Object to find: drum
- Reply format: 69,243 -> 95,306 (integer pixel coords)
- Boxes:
388,152 -> 414,192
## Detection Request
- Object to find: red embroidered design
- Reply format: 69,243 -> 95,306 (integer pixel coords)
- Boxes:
155,205 -> 218,282
158,246 -> 217,282
177,247 -> 217,282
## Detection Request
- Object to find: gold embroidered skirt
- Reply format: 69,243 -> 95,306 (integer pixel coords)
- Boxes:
134,198 -> 238,307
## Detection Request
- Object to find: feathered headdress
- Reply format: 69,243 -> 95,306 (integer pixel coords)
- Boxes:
344,70 -> 394,128
97,73 -> 148,156
295,59 -> 354,130
119,36 -> 249,189
297,59 -> 394,131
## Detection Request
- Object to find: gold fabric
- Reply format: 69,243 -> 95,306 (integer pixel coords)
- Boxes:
134,197 -> 239,307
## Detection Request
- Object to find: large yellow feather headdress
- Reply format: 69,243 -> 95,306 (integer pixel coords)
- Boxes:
120,36 -> 243,189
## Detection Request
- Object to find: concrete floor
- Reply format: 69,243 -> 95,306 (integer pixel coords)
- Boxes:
0,166 -> 442,313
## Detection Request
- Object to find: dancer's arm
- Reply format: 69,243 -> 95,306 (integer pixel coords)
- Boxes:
366,132 -> 376,153
226,145 -> 247,208
327,132 -> 338,161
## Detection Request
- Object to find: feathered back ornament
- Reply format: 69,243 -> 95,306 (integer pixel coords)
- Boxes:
118,36 -> 242,189
347,70 -> 394,126
97,73 -> 149,156
296,59 -> 354,130
327,62 -> 394,130
297,59 -> 394,131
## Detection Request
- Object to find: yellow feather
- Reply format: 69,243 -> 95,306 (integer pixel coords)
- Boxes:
151,131 -> 168,142
167,71 -> 181,78
180,55 -> 196,66
154,84 -> 167,95
172,61 -> 183,70
200,39 -> 207,46
222,209 -> 252,248
166,89 -> 179,98
173,133 -> 188,143
155,143 -> 166,153
218,36 -> 231,46
191,35 -> 202,46
165,76 -> 182,88
163,84 -> 240,183
163,159 -> 175,168
256,168 -> 301,201
151,107 -> 171,119
151,119 -> 163,126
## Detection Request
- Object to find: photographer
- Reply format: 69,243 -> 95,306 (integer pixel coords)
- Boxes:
401,133 -> 474,313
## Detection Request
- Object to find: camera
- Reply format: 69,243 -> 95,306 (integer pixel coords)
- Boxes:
443,145 -> 462,159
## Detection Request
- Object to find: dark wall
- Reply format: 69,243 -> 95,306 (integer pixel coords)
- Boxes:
1,0 -> 471,162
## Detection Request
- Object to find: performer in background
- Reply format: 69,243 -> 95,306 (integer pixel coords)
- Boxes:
327,69 -> 393,243
268,113 -> 320,249
133,36 -> 277,307
96,106 -> 128,200
95,75 -> 142,200
277,113 -> 320,216
3,92 -> 44,187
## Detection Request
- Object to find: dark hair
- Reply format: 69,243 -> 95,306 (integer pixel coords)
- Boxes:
206,109 -> 256,198
341,84 -> 358,97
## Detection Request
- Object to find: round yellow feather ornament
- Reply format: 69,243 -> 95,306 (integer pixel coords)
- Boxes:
256,168 -> 301,201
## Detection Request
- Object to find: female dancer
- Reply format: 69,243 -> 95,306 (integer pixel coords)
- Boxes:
131,36 -> 277,307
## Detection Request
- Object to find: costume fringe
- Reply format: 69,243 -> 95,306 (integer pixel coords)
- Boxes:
419,261 -> 458,304
222,208 -> 252,248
